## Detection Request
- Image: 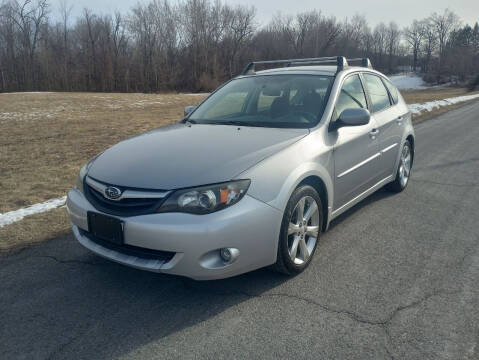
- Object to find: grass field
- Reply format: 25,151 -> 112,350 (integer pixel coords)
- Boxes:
1,88 -> 478,252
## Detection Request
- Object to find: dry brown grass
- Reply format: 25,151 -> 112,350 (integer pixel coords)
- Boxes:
0,92 -> 206,252
401,87 -> 479,104
1,88 -> 478,252
0,207 -> 70,252
0,92 -> 206,214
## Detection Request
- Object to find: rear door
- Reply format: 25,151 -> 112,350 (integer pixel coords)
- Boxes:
332,74 -> 381,210
361,73 -> 400,179
382,78 -> 408,175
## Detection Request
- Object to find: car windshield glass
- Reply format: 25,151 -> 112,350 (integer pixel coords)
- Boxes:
189,75 -> 333,128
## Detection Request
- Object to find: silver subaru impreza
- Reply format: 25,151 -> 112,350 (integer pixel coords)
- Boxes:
67,56 -> 415,280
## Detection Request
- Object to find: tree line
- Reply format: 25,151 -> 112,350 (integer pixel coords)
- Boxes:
0,0 -> 478,93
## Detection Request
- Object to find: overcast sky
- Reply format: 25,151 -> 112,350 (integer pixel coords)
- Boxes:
59,0 -> 479,27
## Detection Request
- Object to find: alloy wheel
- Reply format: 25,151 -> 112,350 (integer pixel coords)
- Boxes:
399,143 -> 412,187
287,196 -> 320,265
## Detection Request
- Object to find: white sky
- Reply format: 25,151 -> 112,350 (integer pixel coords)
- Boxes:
58,0 -> 479,27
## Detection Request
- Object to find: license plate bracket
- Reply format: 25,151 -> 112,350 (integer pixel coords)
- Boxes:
87,212 -> 124,245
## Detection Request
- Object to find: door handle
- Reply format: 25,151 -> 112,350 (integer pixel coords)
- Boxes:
369,128 -> 380,139
396,116 -> 403,125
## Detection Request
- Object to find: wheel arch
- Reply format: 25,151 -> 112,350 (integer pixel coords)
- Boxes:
297,176 -> 329,232
406,134 -> 415,165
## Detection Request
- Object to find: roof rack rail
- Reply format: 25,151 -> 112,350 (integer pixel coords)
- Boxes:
240,56 -> 372,75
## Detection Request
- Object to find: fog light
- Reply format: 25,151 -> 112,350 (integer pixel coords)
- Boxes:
219,248 -> 239,263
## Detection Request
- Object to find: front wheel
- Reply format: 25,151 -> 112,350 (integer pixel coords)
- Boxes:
273,185 -> 323,275
386,140 -> 413,193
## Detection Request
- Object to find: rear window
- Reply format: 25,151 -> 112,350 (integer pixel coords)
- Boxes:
383,78 -> 399,105
362,73 -> 391,113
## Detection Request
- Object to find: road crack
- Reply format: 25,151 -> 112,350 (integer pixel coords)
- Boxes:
181,279 -> 459,359
183,280 -> 459,326
33,255 -> 111,267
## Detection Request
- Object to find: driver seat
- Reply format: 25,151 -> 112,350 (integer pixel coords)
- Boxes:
270,97 -> 290,118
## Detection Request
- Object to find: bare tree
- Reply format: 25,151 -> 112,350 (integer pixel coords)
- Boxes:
10,0 -> 49,88
0,0 -> 477,92
280,12 -> 313,56
224,5 -> 255,77
58,0 -> 72,89
430,9 -> 460,70
386,22 -> 400,73
372,23 -> 387,69
404,20 -> 425,71
422,20 -> 437,73
314,14 -> 341,55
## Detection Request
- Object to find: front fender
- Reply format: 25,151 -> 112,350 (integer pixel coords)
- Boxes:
266,162 -> 333,213
235,132 -> 334,220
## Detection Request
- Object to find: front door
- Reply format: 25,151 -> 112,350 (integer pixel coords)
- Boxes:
331,74 -> 381,210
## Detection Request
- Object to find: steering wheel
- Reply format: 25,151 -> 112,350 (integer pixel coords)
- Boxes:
290,110 -> 316,123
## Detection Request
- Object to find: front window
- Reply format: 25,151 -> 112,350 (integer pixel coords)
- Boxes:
334,74 -> 368,119
189,75 -> 333,128
383,78 -> 399,105
362,73 -> 392,113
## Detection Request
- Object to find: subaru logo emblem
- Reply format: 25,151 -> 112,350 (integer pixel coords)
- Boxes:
104,186 -> 122,200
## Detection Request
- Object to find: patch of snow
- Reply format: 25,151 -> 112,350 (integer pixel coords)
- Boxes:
389,74 -> 427,90
0,196 -> 66,228
408,93 -> 479,115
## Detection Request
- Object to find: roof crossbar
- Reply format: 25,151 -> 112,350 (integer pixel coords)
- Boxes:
241,56 -> 348,75
240,56 -> 373,75
346,58 -> 373,69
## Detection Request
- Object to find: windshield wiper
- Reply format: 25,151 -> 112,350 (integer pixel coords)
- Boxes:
181,118 -> 197,125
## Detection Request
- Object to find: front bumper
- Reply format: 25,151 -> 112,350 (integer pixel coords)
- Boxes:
67,189 -> 282,280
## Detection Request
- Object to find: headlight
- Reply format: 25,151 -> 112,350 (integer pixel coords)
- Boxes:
75,155 -> 100,193
76,164 -> 89,194
158,180 -> 250,214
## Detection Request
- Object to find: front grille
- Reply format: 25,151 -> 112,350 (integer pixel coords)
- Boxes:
80,228 -> 175,263
84,178 -> 167,217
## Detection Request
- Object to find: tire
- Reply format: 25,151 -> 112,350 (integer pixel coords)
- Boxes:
273,185 -> 323,275
386,140 -> 413,193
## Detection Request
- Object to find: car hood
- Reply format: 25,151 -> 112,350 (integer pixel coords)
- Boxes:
88,123 -> 309,189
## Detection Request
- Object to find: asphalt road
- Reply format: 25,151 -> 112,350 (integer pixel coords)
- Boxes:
2,102 -> 479,360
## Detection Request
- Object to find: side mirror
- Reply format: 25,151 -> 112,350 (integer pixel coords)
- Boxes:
329,108 -> 370,131
184,106 -> 196,116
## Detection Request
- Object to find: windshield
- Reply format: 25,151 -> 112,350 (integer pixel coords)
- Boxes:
189,75 -> 333,128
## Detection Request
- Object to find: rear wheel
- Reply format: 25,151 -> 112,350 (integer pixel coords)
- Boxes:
273,185 -> 322,275
386,140 -> 412,192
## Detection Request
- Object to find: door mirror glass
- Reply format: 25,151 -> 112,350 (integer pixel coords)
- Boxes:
184,106 -> 196,116
331,108 -> 370,131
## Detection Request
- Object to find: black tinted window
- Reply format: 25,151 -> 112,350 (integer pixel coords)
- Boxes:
363,73 -> 391,113
335,75 -> 367,118
383,78 -> 399,104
